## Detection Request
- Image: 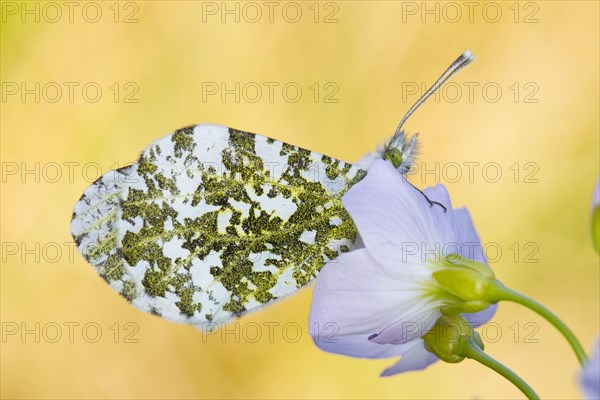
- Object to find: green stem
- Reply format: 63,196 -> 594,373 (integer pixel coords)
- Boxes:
489,281 -> 587,365
458,336 -> 540,400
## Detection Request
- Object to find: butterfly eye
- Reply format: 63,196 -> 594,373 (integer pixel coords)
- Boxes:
384,148 -> 403,169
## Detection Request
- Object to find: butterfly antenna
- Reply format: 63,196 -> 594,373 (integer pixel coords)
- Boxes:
393,50 -> 476,137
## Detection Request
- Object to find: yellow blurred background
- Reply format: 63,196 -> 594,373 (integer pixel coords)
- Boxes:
1,1 -> 599,399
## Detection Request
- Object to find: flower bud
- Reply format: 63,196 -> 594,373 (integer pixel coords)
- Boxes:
423,315 -> 484,363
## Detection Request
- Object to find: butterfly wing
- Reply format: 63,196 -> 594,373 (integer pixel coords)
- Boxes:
71,124 -> 366,327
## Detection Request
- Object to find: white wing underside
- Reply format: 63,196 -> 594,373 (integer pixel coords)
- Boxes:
71,124 -> 364,328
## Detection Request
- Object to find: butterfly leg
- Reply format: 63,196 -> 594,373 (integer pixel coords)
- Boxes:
406,180 -> 448,213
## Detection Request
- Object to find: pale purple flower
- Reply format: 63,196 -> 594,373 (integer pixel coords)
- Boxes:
580,338 -> 600,399
309,159 -> 496,376
593,178 -> 600,211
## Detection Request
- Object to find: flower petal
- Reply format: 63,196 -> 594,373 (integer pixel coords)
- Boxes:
309,248 -> 430,343
592,177 -> 600,211
380,340 -> 439,377
423,184 -> 454,215
368,303 -> 441,345
311,332 -> 405,359
453,207 -> 486,264
581,337 -> 600,399
343,160 -> 455,258
311,159 -> 497,376
423,184 -> 459,259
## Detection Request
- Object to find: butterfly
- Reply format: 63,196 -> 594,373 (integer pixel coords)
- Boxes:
70,51 -> 475,328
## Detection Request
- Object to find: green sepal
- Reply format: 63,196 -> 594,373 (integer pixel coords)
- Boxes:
432,268 -> 493,301
444,254 -> 495,279
440,300 -> 491,316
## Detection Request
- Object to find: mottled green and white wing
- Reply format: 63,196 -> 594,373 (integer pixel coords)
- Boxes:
71,124 -> 365,328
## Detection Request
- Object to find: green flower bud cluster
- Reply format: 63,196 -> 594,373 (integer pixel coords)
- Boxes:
423,315 -> 484,363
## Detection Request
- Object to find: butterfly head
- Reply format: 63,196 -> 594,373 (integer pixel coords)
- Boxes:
356,51 -> 474,175
382,131 -> 419,174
